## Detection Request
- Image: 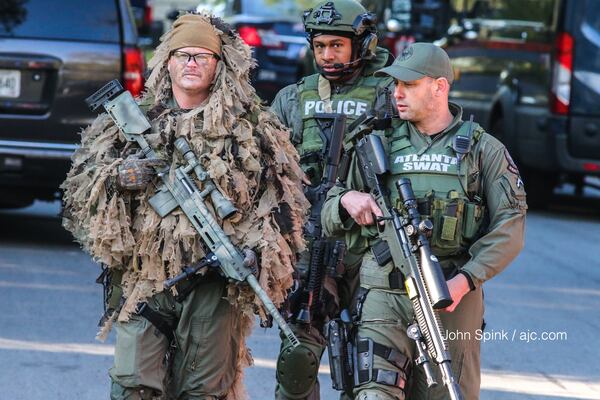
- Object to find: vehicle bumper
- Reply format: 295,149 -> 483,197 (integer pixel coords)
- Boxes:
547,115 -> 600,175
0,140 -> 76,197
511,106 -> 600,175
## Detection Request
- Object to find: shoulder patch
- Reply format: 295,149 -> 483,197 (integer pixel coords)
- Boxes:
504,148 -> 520,175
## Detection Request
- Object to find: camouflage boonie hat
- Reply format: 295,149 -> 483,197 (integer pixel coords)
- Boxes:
375,42 -> 454,84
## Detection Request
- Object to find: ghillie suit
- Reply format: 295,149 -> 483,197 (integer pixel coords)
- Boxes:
61,12 -> 308,399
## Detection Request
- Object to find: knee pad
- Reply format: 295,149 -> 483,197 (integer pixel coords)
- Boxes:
276,342 -> 320,398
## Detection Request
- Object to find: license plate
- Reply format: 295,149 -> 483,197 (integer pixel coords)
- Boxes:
258,69 -> 276,81
1,156 -> 23,171
0,70 -> 21,98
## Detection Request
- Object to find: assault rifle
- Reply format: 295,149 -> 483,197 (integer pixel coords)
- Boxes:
295,113 -> 347,325
85,80 -> 300,348
348,116 -> 463,400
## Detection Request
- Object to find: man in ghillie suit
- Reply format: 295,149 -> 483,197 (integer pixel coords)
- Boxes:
61,13 -> 308,400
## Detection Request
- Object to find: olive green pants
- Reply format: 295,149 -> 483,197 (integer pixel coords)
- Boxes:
110,278 -> 242,400
275,253 -> 362,400
354,287 -> 484,400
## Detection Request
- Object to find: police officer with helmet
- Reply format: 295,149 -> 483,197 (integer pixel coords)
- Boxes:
270,0 -> 398,399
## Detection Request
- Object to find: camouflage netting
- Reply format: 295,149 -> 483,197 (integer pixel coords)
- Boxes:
61,12 -> 308,399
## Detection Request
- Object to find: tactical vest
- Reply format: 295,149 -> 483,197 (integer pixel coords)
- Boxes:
385,121 -> 486,257
296,73 -> 392,184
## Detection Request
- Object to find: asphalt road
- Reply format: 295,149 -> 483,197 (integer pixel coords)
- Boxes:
1,188 -> 599,399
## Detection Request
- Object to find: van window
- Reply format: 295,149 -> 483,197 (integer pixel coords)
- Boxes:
0,0 -> 119,42
451,0 -> 559,42
584,0 -> 600,32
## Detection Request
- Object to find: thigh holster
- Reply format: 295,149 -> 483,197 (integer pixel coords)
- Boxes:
353,337 -> 411,392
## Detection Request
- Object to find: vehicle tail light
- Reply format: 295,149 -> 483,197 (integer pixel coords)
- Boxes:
123,47 -> 145,97
239,26 -> 262,47
238,25 -> 282,49
143,5 -> 153,28
551,32 -> 573,115
583,162 -> 600,172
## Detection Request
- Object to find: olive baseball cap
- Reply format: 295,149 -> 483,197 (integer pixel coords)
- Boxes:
375,43 -> 453,84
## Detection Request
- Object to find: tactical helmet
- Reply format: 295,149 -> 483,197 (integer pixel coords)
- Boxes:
303,0 -> 378,62
303,0 -> 375,35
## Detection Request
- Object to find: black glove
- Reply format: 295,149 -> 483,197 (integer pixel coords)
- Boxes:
117,155 -> 165,191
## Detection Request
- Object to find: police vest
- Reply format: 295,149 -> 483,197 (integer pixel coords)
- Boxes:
386,121 -> 486,257
296,73 -> 391,184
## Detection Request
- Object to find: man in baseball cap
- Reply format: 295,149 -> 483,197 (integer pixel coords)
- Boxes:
375,42 -> 455,129
321,41 -> 526,399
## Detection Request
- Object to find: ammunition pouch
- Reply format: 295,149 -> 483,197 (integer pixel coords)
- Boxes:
353,337 -> 410,392
371,239 -> 392,267
414,192 -> 486,257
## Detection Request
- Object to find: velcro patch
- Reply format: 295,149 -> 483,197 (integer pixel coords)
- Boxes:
504,149 -> 520,175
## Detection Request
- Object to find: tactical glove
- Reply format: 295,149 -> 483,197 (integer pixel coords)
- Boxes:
117,155 -> 165,191
242,248 -> 259,277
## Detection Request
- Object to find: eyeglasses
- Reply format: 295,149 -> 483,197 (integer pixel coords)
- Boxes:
171,51 -> 219,65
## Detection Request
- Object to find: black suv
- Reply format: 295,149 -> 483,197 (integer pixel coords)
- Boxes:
0,0 -> 144,208
221,0 -> 307,102
444,0 -> 600,207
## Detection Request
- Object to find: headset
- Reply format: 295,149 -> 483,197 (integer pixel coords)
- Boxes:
352,13 -> 378,61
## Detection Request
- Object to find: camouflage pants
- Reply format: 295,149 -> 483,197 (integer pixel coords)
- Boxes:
110,278 -> 242,400
353,286 -> 484,400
